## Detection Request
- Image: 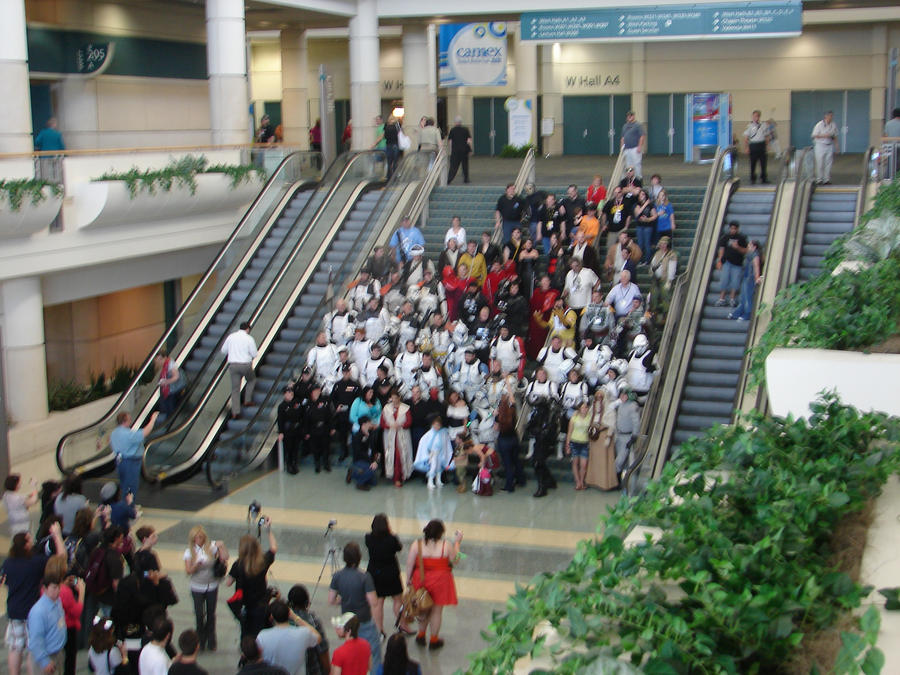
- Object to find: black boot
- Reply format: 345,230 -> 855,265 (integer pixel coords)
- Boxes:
533,485 -> 548,498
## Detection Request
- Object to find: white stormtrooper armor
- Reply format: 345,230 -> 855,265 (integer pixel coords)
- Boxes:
536,345 -> 578,384
331,352 -> 360,388
452,353 -> 487,403
489,335 -> 524,376
383,287 -> 406,315
408,279 -> 446,319
581,343 -> 613,388
306,342 -> 340,389
362,307 -> 390,343
349,337 -> 372,371
348,279 -> 380,313
397,314 -> 421,349
363,353 -> 394,387
559,379 -> 589,415
415,363 -> 444,399
324,308 -> 356,345
394,349 -> 423,395
525,379 -> 559,406
626,334 -> 655,401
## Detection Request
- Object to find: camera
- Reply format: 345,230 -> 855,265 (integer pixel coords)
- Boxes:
248,500 -> 262,518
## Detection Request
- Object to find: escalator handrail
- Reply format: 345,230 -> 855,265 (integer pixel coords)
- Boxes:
141,153 -> 387,480
195,154 -> 435,486
55,151 -> 321,474
405,145 -> 448,229
622,146 -> 737,493
488,146 -> 535,250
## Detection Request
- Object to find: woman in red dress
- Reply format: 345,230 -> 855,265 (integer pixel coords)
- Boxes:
404,519 -> 462,650
527,274 -> 560,359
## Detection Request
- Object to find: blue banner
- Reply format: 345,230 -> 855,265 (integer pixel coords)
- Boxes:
522,1 -> 801,42
692,93 -> 720,146
439,23 -> 507,87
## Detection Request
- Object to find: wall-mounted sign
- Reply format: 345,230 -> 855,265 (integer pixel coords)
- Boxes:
563,73 -> 622,89
505,98 -> 533,147
439,22 -> 507,87
522,1 -> 801,42
75,42 -> 114,76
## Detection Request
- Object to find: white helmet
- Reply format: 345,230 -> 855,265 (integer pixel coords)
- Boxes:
599,345 -> 613,364
632,333 -> 649,356
452,323 -> 469,345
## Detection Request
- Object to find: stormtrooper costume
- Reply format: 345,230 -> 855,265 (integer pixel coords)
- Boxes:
489,334 -> 525,378
536,344 -> 579,384
348,278 -> 380,313
349,335 -> 372,372
444,323 -> 471,377
452,349 -> 488,404
382,285 -> 407,315
408,277 -> 446,320
331,348 -> 360,388
422,325 -> 452,368
559,377 -> 589,418
397,311 -> 422,350
362,347 -> 394,387
625,334 -> 656,405
324,307 -> 356,345
394,347 -> 423,397
415,361 -> 444,400
581,344 -> 613,389
359,305 -> 390,343
306,341 -> 341,393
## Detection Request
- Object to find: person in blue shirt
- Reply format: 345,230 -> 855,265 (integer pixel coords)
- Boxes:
34,118 -> 65,152
109,411 -> 158,501
27,574 -> 67,674
388,217 -> 425,264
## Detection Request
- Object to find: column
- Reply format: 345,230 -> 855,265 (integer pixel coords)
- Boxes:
631,42 -> 647,132
1,278 -> 49,423
280,29 -> 310,147
0,0 -> 33,153
206,0 -> 249,145
349,0 -> 380,150
515,29 -> 539,147
871,24 -> 888,147
402,25 -> 435,145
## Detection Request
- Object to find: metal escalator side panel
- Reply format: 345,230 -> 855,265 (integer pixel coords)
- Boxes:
56,151 -> 323,477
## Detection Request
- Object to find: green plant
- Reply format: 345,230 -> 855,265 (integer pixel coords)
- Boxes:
466,395 -> 900,674
93,154 -> 264,198
48,361 -> 149,411
0,178 -> 63,211
498,143 -> 535,158
860,178 -> 900,225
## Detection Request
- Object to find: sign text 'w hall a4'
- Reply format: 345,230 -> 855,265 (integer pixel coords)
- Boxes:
439,23 -> 507,87
522,1 -> 801,43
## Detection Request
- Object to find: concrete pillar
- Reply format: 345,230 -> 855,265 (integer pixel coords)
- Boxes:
402,25 -> 435,146
206,0 -> 249,145
515,31 -> 539,146
631,42 -> 647,132
870,24 -> 888,146
0,0 -> 33,153
1,278 -> 49,423
56,78 -> 100,150
280,29 -> 310,147
349,0 -> 380,150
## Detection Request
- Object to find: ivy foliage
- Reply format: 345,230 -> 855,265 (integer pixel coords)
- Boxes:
93,155 -> 266,198
465,395 -> 899,674
747,181 -> 900,387
0,178 -> 63,212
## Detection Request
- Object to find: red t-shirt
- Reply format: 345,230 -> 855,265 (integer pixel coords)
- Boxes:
331,638 -> 370,675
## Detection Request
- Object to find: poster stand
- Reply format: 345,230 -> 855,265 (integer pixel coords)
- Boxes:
685,93 -> 732,164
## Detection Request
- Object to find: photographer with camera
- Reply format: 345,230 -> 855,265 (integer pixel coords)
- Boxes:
226,515 -> 277,639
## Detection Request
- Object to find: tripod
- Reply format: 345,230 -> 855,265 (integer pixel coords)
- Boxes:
310,521 -> 339,604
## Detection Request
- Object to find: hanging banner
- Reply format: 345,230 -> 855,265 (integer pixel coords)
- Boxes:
439,22 -> 507,87
505,98 -> 533,147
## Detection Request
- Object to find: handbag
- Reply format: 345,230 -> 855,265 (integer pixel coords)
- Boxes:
397,125 -> 411,151
213,557 -> 227,579
401,541 -> 433,620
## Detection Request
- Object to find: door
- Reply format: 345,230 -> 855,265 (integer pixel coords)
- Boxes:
843,90 -> 870,153
647,93 -> 686,155
611,94 -> 633,153
29,82 -> 54,144
791,90 -> 868,153
563,96 -> 609,155
263,101 -> 282,130
333,99 -> 350,152
473,97 -> 509,156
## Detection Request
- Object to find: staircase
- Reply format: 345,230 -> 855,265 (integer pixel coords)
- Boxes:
423,186 -> 506,260
208,190 -> 385,477
665,186 -> 705,265
670,186 -> 776,449
798,187 -> 857,281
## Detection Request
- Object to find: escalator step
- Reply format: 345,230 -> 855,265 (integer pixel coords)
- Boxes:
694,344 -> 746,359
683,385 -> 736,402
686,371 -> 740,387
680,399 -> 735,417
692,358 -> 742,373
696,330 -> 748,346
677,414 -> 731,431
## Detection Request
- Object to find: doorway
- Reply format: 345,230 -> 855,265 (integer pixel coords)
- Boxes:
473,97 -> 509,156
790,90 -> 870,153
647,93 -> 686,155
562,94 -> 632,155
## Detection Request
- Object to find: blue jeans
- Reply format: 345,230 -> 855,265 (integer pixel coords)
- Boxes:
720,261 -> 742,293
496,432 -> 525,490
636,225 -> 653,264
502,220 -> 520,245
116,457 -> 142,500
351,461 -> 378,488
734,275 -> 757,319
359,619 -> 382,669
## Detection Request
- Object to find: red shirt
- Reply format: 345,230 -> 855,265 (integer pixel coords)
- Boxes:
331,638 -> 370,675
58,583 -> 84,630
587,184 -> 607,205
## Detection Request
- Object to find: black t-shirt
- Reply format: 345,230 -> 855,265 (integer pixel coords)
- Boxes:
1,554 -> 49,619
602,200 -> 628,233
496,195 -> 524,221
718,232 -> 749,266
169,662 -> 208,675
384,123 -> 400,146
230,550 -> 275,608
561,196 -> 586,226
448,126 -> 471,154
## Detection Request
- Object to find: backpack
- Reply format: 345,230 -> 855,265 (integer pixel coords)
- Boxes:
84,547 -> 111,595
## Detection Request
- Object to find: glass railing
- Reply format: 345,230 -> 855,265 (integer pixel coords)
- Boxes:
203,151 -> 435,486
56,151 -> 323,476
141,151 -> 392,482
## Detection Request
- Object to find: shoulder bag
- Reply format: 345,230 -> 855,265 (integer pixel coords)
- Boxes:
397,125 -> 412,151
400,540 -> 434,621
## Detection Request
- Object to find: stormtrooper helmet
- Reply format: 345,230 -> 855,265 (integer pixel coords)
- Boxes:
632,333 -> 649,357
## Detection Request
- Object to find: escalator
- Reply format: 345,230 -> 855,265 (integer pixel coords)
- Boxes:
56,151 -> 379,479
150,151 -> 436,486
796,187 -> 858,281
670,187 -> 776,447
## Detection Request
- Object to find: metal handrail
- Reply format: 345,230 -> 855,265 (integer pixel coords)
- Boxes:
405,145 -> 447,228
514,147 -> 536,193
201,153 -> 434,486
55,151 -> 321,475
141,152 -> 387,480
855,147 -> 876,224
622,146 -> 737,495
1,143 -> 309,160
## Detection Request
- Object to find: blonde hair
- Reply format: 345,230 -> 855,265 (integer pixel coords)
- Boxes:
188,525 -> 212,565
239,535 -> 266,577
44,554 -> 68,579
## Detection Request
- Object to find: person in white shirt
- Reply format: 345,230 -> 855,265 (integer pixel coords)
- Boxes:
306,332 -> 340,392
742,110 -> 770,184
444,216 -> 466,248
605,270 -> 643,319
220,321 -> 258,419
811,110 -> 838,184
138,616 -> 172,675
563,257 -> 599,311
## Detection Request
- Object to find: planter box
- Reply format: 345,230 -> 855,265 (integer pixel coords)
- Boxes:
73,172 -> 262,230
0,187 -> 63,239
766,347 -> 900,419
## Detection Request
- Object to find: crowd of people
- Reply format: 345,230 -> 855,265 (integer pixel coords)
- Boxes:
2,472 -> 457,675
267,167 -> 687,499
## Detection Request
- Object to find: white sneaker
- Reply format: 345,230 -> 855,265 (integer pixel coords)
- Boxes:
436,477 -> 444,488
427,477 -> 436,489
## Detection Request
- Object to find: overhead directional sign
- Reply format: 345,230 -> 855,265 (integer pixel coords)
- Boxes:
521,1 -> 802,42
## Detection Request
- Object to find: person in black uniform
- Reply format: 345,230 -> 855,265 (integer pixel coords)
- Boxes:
501,278 -> 530,339
277,386 -> 303,474
348,416 -> 380,490
447,116 -> 472,184
302,383 -> 335,473
332,364 -> 362,463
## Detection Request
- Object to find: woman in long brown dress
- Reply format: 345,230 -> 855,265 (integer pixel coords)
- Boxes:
585,389 -> 617,489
